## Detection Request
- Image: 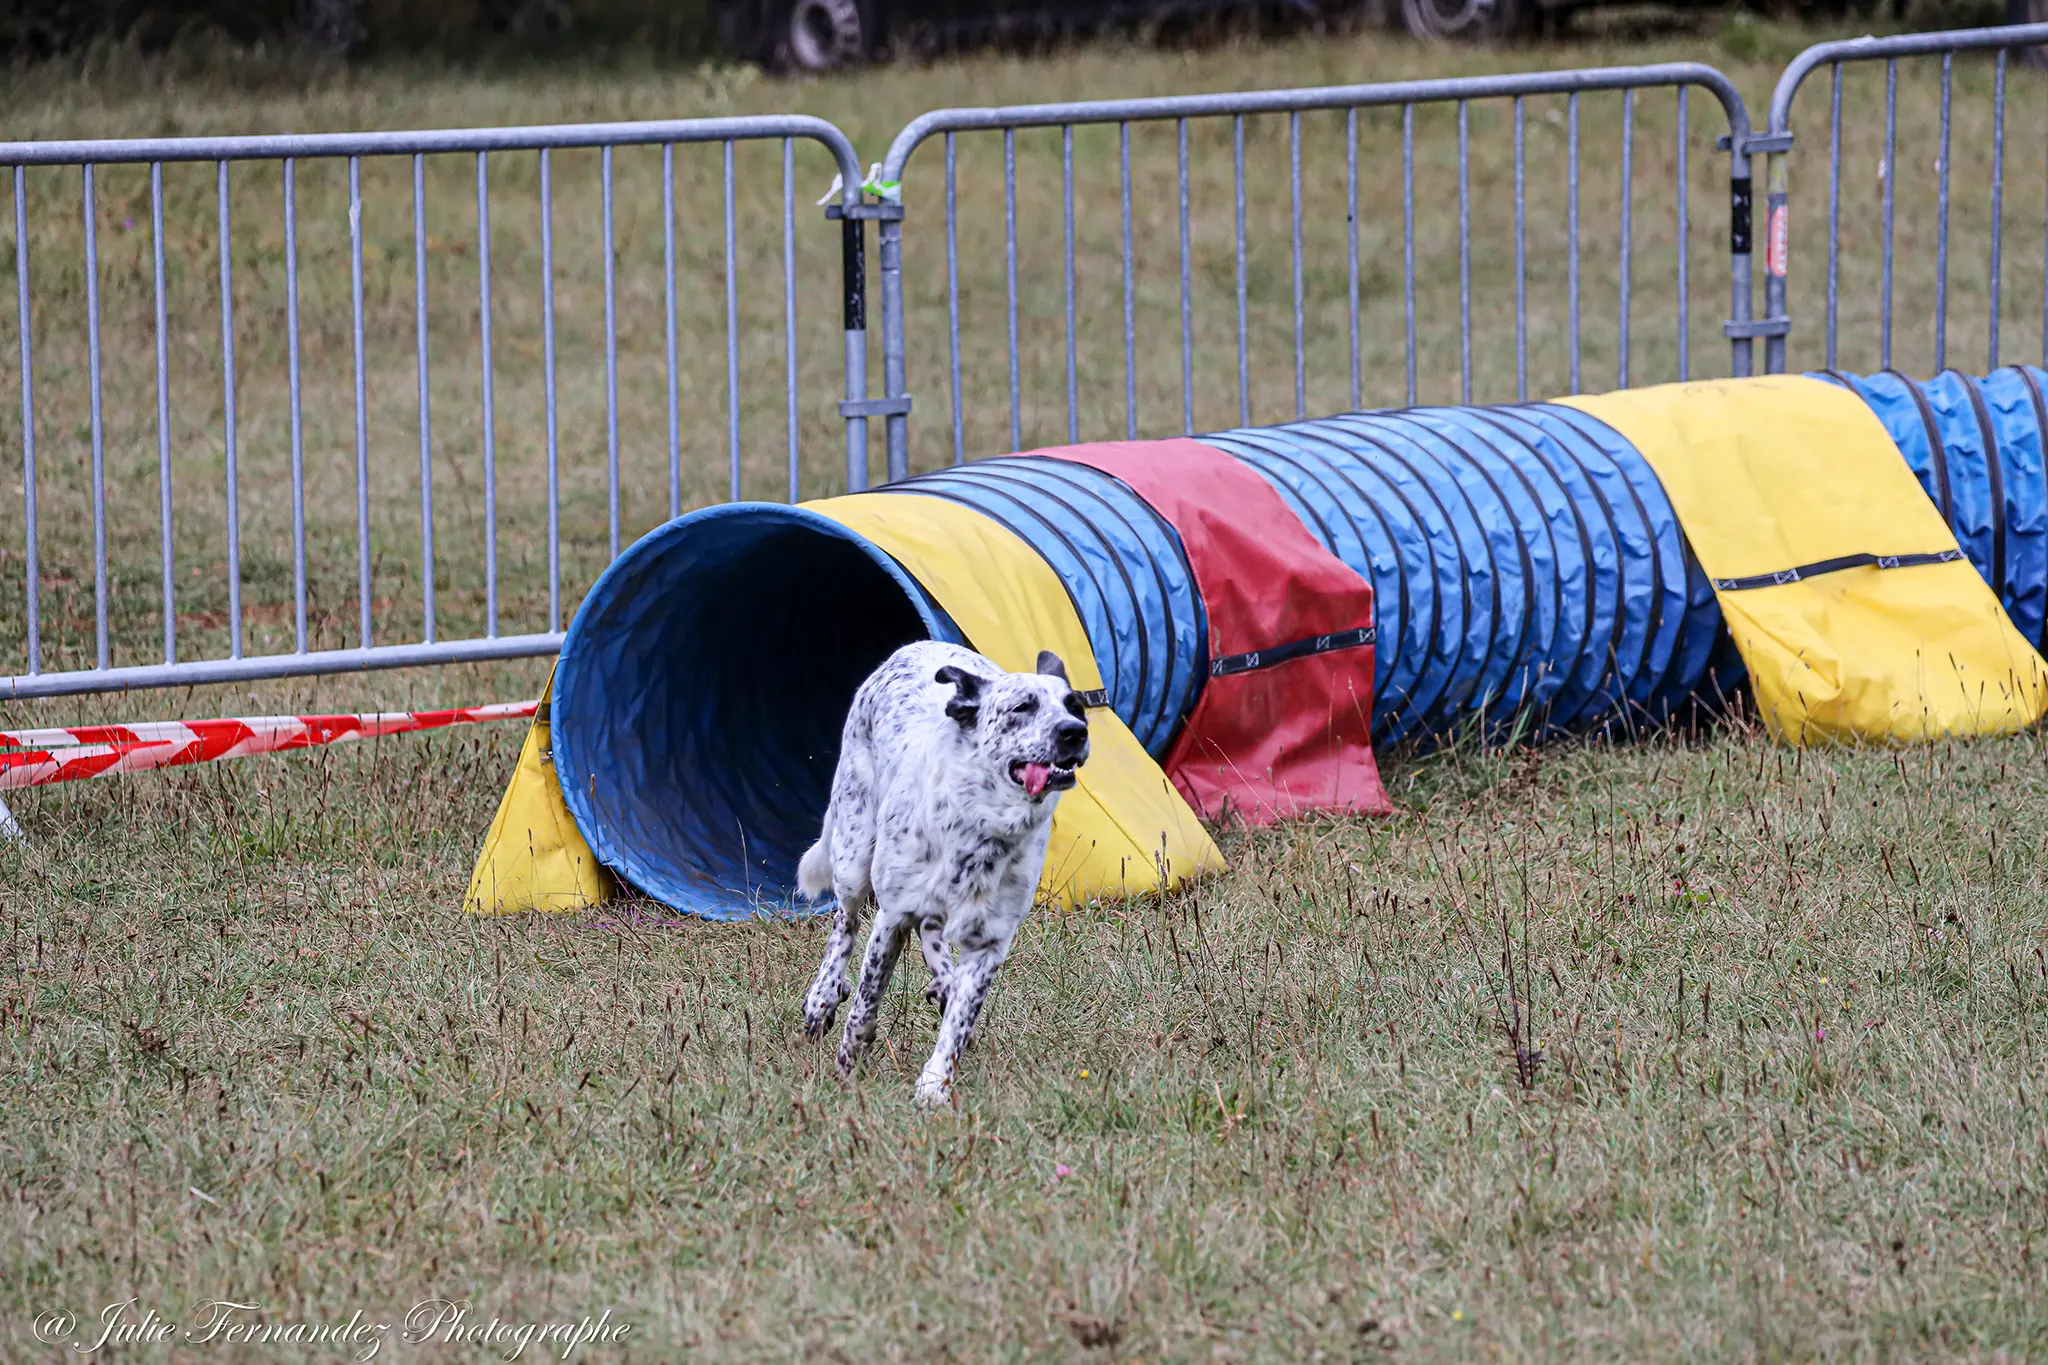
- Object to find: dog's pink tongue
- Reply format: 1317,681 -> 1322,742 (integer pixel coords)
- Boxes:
1020,762 -> 1053,796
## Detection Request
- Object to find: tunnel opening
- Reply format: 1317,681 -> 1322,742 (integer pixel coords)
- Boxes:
550,504 -> 952,919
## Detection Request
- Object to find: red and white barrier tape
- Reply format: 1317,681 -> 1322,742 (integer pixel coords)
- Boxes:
0,700 -> 536,791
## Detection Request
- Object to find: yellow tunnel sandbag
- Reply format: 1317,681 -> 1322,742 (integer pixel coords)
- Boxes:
1565,377 -> 2048,743
811,493 -> 1227,906
465,665 -> 617,915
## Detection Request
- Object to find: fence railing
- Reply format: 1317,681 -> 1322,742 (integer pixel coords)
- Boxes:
871,64 -> 1760,481
1761,23 -> 2048,377
8,26 -> 2044,704
1,116 -> 869,699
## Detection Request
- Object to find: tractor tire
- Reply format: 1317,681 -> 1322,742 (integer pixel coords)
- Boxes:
1400,0 -> 1528,39
771,0 -> 867,71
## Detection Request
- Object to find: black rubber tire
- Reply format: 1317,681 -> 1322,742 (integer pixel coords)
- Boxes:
772,0 -> 867,71
1400,0 -> 1527,41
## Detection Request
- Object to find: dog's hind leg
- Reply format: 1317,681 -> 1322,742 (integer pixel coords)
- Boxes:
802,886 -> 866,1039
835,907 -> 912,1078
917,916 -> 954,1010
913,944 -> 1005,1107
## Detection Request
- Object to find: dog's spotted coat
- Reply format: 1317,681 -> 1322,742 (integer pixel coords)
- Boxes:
799,642 -> 1090,1105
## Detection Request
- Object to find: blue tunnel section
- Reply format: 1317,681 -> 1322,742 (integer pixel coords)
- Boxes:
549,371 -> 2048,918
889,455 -> 1208,756
1813,367 -> 2048,648
1204,403 -> 1728,745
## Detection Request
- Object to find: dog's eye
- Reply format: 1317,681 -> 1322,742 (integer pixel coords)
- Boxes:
1063,694 -> 1086,719
1013,695 -> 1039,715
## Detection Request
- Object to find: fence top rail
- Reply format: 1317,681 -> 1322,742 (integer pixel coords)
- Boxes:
1768,22 -> 2048,131
0,112 -> 865,193
880,62 -> 1752,181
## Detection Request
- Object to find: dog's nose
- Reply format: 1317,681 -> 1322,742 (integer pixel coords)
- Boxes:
1053,717 -> 1088,761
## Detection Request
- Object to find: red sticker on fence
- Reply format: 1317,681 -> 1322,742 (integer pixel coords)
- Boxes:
1766,202 -> 1789,279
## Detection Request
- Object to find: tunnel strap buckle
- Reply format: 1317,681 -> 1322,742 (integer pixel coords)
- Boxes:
1209,626 -> 1376,679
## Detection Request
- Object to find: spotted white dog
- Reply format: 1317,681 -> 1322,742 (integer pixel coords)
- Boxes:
799,641 -> 1090,1105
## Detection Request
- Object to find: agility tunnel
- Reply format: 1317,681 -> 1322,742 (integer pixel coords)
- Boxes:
468,369 -> 2048,921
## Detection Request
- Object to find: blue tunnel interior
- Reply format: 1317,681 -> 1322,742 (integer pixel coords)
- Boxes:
551,505 -> 961,920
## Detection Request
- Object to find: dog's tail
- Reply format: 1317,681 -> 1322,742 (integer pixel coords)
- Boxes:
797,824 -> 834,901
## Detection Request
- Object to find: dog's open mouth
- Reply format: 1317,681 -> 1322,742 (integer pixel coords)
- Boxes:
1011,760 -> 1079,797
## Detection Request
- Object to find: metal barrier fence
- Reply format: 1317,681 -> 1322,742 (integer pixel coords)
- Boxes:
871,64 -> 1761,481
9,28 -> 2045,704
1,116 -> 870,699
1761,23 -> 2048,376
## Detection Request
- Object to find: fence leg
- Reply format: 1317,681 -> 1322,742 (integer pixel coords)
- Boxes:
1729,151 -> 1755,379
1763,148 -> 1790,375
841,215 -> 871,494
881,216 -> 910,484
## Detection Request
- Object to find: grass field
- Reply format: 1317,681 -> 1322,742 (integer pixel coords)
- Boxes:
5,17 -> 2048,1363
9,692 -> 2048,1360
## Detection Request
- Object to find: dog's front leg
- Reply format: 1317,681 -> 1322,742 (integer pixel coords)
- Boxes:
913,944 -> 1004,1107
835,907 -> 911,1079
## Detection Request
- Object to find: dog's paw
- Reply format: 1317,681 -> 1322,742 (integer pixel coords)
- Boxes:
802,980 -> 849,1039
913,1077 -> 951,1108
834,1039 -> 860,1079
923,978 -> 951,1011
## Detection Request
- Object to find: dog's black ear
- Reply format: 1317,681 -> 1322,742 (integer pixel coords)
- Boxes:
1035,650 -> 1069,684
934,665 -> 985,728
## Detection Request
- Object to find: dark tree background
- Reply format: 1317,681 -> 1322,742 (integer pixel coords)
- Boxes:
0,0 -> 716,61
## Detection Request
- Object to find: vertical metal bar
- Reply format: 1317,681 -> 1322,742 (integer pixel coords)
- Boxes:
150,163 -> 172,666
349,156 -> 371,648
1934,53 -> 1951,371
784,139 -> 800,502
284,158 -> 308,653
218,160 -> 242,660
1178,117 -> 1193,435
1403,104 -> 1417,407
1290,110 -> 1305,421
1120,124 -> 1136,440
1618,89 -> 1635,391
476,151 -> 499,637
1346,107 -> 1360,412
1063,124 -> 1078,443
1514,97 -> 1527,402
1988,51 -> 2005,371
1729,119 -> 1754,381
1458,100 -> 1472,405
724,140 -> 741,501
1234,115 -> 1249,426
663,144 -> 680,518
1675,86 -> 1688,382
1881,60 -> 1897,371
412,153 -> 435,645
83,164 -> 108,671
1568,93 -> 1581,394
1005,127 -> 1021,451
603,144 -> 621,553
947,133 -> 965,464
1826,63 -> 1842,370
859,216 -> 883,489
12,168 -> 35,675
1064,124 -> 1081,444
540,148 -> 560,632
